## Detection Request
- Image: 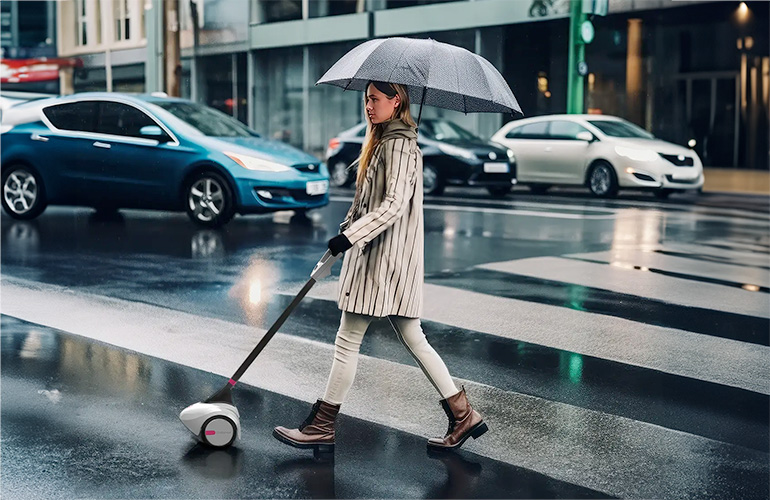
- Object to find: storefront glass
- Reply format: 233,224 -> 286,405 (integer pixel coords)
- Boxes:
253,46 -> 304,148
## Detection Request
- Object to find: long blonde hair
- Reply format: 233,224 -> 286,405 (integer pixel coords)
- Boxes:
356,82 -> 417,187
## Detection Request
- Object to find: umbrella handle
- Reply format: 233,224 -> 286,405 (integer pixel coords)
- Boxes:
416,87 -> 426,130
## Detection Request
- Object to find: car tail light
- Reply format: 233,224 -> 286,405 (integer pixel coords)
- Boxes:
328,138 -> 340,150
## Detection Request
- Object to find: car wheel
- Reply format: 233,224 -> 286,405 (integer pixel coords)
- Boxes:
185,171 -> 235,228
529,184 -> 551,195
330,160 -> 353,188
588,162 -> 618,198
423,164 -> 444,196
1,165 -> 47,220
487,186 -> 511,198
654,189 -> 673,199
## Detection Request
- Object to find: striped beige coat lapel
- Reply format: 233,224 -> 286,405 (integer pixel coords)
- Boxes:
338,119 -> 424,318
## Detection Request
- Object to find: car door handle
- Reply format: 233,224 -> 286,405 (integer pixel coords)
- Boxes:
93,141 -> 111,149
31,133 -> 49,142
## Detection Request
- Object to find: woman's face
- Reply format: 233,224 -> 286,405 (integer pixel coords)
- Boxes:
365,83 -> 400,125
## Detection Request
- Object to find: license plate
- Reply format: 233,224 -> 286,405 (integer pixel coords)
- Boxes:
306,180 -> 328,195
672,172 -> 697,180
484,162 -> 509,174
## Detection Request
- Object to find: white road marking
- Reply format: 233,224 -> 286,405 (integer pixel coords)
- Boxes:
2,277 -> 766,499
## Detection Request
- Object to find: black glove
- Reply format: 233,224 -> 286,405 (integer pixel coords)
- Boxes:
328,234 -> 353,256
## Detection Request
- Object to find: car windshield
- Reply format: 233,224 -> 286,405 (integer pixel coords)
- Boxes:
153,101 -> 256,137
588,119 -> 654,139
420,120 -> 480,141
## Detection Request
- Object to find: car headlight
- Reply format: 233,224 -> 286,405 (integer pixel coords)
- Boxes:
224,151 -> 292,172
438,143 -> 476,160
614,146 -> 658,162
506,149 -> 515,160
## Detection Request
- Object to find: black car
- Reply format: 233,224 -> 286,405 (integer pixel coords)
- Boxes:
325,119 -> 517,197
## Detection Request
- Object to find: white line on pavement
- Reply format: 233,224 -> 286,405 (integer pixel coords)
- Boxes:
1,277 -> 766,500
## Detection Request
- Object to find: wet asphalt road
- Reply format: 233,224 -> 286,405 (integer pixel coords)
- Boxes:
1,187 -> 769,499
2,316 -> 608,499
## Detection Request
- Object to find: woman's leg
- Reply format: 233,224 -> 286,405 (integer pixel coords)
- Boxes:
387,316 -> 459,399
389,316 -> 487,450
322,311 -> 374,405
273,311 -> 373,452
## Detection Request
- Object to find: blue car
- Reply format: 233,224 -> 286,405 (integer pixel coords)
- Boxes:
1,93 -> 329,227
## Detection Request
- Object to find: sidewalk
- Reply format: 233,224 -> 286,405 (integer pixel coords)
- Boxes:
703,168 -> 770,195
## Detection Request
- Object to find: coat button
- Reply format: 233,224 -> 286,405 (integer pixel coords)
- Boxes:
346,292 -> 350,297
363,204 -> 367,209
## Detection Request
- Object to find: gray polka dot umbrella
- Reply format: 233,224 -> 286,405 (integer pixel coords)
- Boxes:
316,37 -> 523,126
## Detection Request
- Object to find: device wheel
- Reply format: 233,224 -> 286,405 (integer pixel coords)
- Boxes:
2,165 -> 47,220
201,415 -> 237,448
185,171 -> 235,228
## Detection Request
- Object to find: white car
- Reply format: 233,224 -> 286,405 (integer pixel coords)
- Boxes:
491,114 -> 704,198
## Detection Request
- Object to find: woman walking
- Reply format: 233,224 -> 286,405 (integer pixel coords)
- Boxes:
273,80 -> 487,453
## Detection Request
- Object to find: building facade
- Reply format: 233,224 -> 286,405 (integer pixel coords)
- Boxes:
56,0 -> 147,93
1,0 -> 60,93
45,0 -> 770,169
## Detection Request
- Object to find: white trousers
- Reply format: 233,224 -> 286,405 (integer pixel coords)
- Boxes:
323,311 -> 459,405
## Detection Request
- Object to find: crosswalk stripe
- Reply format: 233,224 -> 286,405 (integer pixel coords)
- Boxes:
2,278 -> 767,500
287,280 -> 770,395
329,196 -> 617,219
566,249 -> 770,288
652,245 -> 770,271
478,256 -> 770,319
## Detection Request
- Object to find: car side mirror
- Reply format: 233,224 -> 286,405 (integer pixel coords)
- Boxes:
576,131 -> 595,142
140,125 -> 166,140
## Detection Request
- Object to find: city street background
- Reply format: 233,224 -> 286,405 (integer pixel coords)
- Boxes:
2,186 -> 769,499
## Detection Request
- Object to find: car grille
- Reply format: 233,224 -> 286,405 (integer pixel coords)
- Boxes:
293,163 -> 322,173
665,175 -> 699,184
659,153 -> 694,167
633,172 -> 656,182
475,152 -> 506,160
254,188 -> 325,202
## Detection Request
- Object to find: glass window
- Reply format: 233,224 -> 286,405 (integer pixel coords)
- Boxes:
588,120 -> 654,139
254,46 -> 303,147
307,42 -> 365,156
43,101 -> 98,132
548,120 -> 590,140
505,121 -> 548,139
383,0 -> 462,8
309,0 -> 362,18
154,101 -> 256,137
114,0 -> 129,41
420,120 -> 479,141
97,101 -> 160,138
76,0 -> 87,46
257,0 -> 301,23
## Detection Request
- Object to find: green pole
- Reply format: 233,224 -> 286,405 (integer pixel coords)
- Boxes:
567,0 -> 586,114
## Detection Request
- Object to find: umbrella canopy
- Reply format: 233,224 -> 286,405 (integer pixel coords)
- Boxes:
316,37 -> 522,117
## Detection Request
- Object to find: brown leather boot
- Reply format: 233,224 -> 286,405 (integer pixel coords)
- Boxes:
427,387 -> 488,451
273,400 -> 340,453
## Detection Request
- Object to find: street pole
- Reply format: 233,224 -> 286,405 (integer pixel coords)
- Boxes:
145,0 -> 164,93
566,0 -> 586,114
190,0 -> 201,102
164,0 -> 181,97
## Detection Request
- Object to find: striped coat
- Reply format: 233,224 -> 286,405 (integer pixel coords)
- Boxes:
338,119 -> 424,318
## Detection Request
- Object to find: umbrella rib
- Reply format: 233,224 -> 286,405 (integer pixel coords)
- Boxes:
450,48 -> 465,114
387,37 -> 418,88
